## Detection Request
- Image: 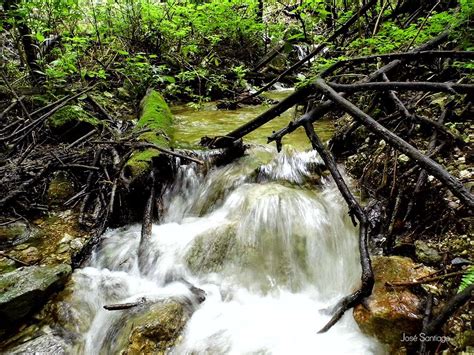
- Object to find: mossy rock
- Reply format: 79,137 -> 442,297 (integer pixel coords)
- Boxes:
47,172 -> 75,206
0,222 -> 31,248
108,300 -> 189,354
124,89 -> 174,180
0,264 -> 71,328
186,223 -> 237,273
353,256 -> 434,349
47,105 -> 100,141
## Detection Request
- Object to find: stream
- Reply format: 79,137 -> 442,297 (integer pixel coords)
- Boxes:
52,89 -> 383,354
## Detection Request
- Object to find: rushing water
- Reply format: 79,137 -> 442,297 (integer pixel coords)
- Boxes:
36,93 -> 383,354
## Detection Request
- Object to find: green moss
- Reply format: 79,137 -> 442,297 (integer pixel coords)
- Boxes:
108,301 -> 188,354
47,105 -> 100,130
0,224 -> 26,243
125,90 -> 174,179
125,149 -> 160,178
136,89 -> 174,147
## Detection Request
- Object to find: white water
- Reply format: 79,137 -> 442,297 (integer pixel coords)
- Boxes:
66,146 -> 383,354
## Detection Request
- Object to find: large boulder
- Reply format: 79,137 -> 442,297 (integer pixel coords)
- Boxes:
0,264 -> 71,328
353,256 -> 433,349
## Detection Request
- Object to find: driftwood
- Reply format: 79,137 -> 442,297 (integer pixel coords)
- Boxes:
313,78 -> 474,210
303,121 -> 374,334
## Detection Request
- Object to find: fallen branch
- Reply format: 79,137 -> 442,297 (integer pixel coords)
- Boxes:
386,270 -> 467,287
424,284 -> 474,336
303,122 -> 374,334
132,142 -> 205,165
0,70 -> 33,122
0,251 -> 30,266
328,81 -> 474,95
0,95 -> 25,120
104,297 -> 147,311
268,33 -> 448,144
314,78 -> 474,210
205,84 -> 315,147
320,50 -> 474,78
0,85 -> 96,144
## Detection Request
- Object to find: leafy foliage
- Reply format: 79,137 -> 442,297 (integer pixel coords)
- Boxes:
458,266 -> 474,293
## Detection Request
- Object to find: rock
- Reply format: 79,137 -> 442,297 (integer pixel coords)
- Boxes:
47,105 -> 100,142
0,264 -> 71,327
47,172 -> 75,205
353,256 -> 433,349
0,222 -> 31,248
7,333 -> 68,354
20,246 -> 41,264
108,300 -> 190,354
415,240 -> 442,265
186,223 -> 237,273
125,302 -> 189,354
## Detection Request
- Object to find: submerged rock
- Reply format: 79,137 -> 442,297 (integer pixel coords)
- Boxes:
353,256 -> 433,349
186,223 -> 237,273
0,264 -> 71,327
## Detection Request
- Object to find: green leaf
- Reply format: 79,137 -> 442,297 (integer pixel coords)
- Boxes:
36,32 -> 45,42
458,266 -> 474,293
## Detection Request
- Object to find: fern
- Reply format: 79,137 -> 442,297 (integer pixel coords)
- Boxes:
458,266 -> 474,293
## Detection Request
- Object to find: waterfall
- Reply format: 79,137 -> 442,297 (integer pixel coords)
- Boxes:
63,146 -> 383,354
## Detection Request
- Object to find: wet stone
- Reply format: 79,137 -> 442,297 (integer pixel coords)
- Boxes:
6,333 -> 68,354
0,222 -> 32,248
0,264 -> 72,327
415,240 -> 442,265
353,256 -> 433,350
